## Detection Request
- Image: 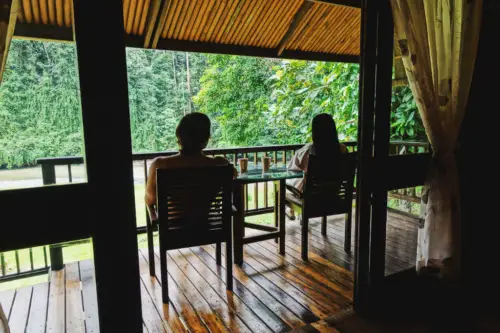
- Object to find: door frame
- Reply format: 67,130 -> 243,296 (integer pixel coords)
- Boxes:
354,0 -> 432,312
0,1 -> 144,332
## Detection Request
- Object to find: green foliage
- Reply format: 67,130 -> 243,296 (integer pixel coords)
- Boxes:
194,55 -> 277,147
126,49 -> 207,152
391,86 -> 426,140
0,40 -> 82,168
0,40 -> 425,169
270,61 -> 359,144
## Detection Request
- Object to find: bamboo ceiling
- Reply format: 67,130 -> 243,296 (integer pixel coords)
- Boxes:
13,0 -> 361,63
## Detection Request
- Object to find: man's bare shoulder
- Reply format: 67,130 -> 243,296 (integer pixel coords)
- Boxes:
150,155 -> 180,169
211,156 -> 231,166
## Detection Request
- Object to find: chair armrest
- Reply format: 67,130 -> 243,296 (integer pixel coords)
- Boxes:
146,205 -> 158,222
285,184 -> 303,199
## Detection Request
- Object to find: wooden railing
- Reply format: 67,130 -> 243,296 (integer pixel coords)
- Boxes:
0,141 -> 428,282
36,143 -> 359,220
0,246 -> 50,283
388,141 -> 430,215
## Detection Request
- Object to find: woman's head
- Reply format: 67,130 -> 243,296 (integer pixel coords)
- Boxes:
176,113 -> 211,154
311,113 -> 340,156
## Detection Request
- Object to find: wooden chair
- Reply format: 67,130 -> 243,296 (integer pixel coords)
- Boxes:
147,165 -> 234,304
284,153 -> 356,260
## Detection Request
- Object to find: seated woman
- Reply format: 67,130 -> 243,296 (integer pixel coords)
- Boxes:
286,113 -> 347,218
145,112 -> 231,208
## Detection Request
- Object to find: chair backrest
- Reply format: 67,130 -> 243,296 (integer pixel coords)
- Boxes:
156,164 -> 233,234
303,153 -> 356,217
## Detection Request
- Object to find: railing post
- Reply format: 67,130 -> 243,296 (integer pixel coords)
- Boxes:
41,163 -> 56,185
49,246 -> 64,271
41,163 -> 64,271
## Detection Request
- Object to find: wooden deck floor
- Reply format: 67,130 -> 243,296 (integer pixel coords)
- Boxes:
0,211 -> 417,333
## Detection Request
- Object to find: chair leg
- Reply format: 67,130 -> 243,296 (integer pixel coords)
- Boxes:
344,211 -> 352,252
216,242 -> 222,266
146,218 -> 155,277
159,235 -> 168,304
274,184 -> 279,243
321,216 -> 327,236
226,227 -> 233,291
278,180 -> 286,255
301,216 -> 309,261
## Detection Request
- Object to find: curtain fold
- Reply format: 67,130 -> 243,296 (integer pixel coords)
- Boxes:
390,0 -> 482,278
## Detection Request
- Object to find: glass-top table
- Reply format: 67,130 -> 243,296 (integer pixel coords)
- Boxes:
235,164 -> 303,184
233,164 -> 304,265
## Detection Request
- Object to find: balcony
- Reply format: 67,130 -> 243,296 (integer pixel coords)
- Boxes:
0,141 -> 426,332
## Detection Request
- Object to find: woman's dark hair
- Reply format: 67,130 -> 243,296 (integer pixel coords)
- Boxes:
176,112 -> 211,154
311,113 -> 341,158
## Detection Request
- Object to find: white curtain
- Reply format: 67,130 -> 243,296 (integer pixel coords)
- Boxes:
390,0 -> 482,278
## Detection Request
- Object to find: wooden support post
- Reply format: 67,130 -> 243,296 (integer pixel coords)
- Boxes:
41,164 -> 56,185
354,0 -> 377,314
49,246 -> 64,270
41,163 -> 65,271
72,0 -> 142,331
370,0 -> 393,286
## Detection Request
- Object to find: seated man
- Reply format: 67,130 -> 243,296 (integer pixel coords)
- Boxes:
145,112 -> 231,209
286,113 -> 347,218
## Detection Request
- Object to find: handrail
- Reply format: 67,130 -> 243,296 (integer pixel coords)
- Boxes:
36,142 -> 353,165
35,140 -> 426,165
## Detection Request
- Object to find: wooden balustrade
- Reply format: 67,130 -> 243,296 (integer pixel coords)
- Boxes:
0,141 -> 427,282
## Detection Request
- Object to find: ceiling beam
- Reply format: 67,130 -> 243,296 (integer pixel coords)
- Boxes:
306,0 -> 361,8
157,38 -> 359,63
277,1 -> 313,56
0,0 -> 18,84
150,0 -> 171,49
143,0 -> 164,48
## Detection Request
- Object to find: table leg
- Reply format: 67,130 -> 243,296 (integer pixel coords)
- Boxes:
242,185 -> 246,238
233,184 -> 245,265
274,181 -> 278,243
279,179 -> 286,254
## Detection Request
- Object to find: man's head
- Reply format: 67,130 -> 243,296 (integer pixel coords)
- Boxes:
176,113 -> 211,153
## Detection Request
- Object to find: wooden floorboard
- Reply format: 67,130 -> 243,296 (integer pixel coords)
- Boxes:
137,249 -> 186,333
196,245 -> 305,330
0,289 -> 15,321
66,263 -> 85,333
244,245 -> 345,313
253,242 -> 352,302
184,247 -> 291,333
0,210 -> 418,333
80,260 -> 99,333
8,286 -> 31,333
167,249 -> 256,333
46,269 -> 65,333
155,247 -> 233,333
25,283 -> 49,333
